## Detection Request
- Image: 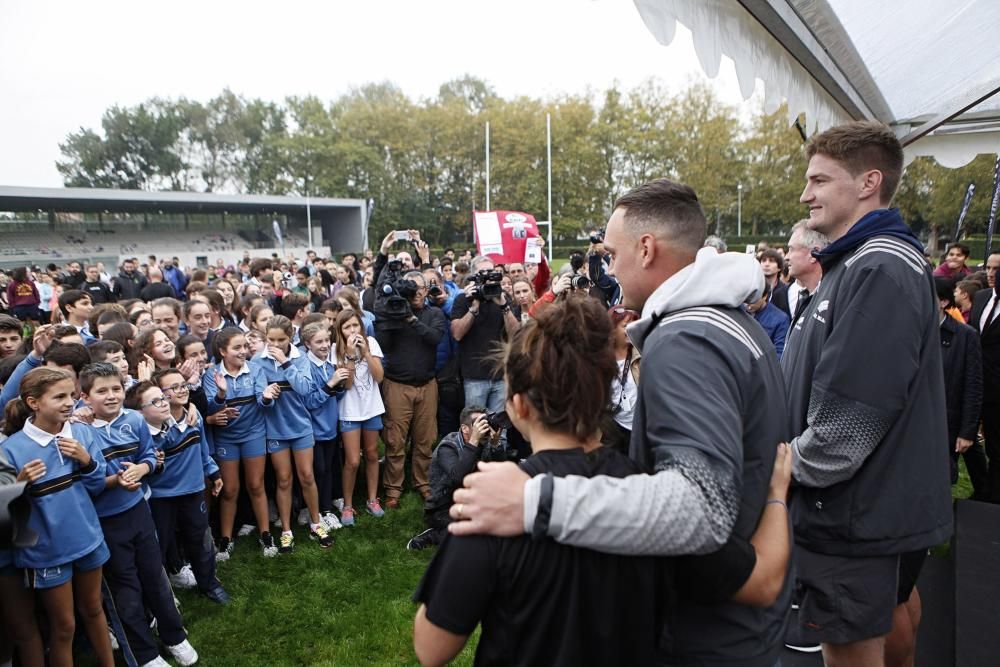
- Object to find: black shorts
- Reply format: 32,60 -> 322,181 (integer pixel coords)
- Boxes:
896,549 -> 927,605
794,545 -> 899,644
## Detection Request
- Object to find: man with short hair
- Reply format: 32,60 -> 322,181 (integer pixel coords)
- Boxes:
782,121 -> 952,665
449,178 -> 792,666
82,265 -> 114,304
451,256 -> 519,415
113,258 -> 148,301
933,243 -> 972,280
140,267 -> 176,301
781,220 -> 828,329
970,250 -> 1000,502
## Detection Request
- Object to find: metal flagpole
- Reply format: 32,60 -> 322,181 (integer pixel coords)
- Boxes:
546,113 -> 553,263
306,189 -> 313,249
485,122 -> 491,211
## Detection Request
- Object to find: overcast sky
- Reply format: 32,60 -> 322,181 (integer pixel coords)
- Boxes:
0,0 -> 757,188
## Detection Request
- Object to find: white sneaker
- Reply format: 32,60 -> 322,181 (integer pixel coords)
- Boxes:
297,508 -> 310,526
237,523 -> 255,537
140,657 -> 171,667
333,497 -> 345,512
169,565 -> 197,589
166,639 -> 199,666
322,512 -> 342,530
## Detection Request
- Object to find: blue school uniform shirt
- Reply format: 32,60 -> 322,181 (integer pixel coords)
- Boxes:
304,351 -> 345,441
202,361 -> 272,446
250,345 -> 315,441
87,408 -> 158,518
146,408 -> 220,498
1,420 -> 107,569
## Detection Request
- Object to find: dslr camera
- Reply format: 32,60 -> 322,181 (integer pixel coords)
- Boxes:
589,230 -> 605,244
470,269 -> 504,302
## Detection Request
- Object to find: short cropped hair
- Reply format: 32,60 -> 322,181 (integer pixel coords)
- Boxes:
613,178 -> 707,253
806,121 -> 903,205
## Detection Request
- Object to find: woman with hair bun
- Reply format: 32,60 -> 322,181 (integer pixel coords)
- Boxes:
413,295 -> 666,666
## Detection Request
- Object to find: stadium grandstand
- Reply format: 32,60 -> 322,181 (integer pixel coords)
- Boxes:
0,186 -> 368,270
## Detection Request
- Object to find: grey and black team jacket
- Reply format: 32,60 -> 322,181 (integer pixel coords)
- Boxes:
782,211 -> 953,557
522,248 -> 792,667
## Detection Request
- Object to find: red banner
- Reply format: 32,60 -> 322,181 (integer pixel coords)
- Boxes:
473,210 -> 542,265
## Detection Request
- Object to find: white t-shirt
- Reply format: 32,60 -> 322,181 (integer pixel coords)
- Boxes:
338,336 -> 385,422
610,357 -> 637,431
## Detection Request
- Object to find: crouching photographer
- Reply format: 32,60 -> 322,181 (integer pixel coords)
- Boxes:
373,259 -> 446,506
405,406 -> 507,551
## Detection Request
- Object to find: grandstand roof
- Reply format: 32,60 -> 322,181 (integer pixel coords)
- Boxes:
0,185 -> 366,215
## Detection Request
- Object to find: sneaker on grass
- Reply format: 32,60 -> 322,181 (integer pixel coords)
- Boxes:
279,531 -> 295,554
366,498 -> 385,517
322,511 -> 342,530
309,523 -> 334,548
168,564 -> 196,589
407,528 -> 439,551
341,506 -> 355,526
140,656 -> 170,667
259,531 -> 278,558
216,536 -> 234,562
166,639 -> 199,666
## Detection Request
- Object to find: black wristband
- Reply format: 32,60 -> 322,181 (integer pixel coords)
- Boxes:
532,472 -> 554,541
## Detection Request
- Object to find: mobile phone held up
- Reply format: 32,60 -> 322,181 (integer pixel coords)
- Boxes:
394,230 -> 412,242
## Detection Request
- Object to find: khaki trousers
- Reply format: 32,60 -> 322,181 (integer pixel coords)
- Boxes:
381,377 -> 438,499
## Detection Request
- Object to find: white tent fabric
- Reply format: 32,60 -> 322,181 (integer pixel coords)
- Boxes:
632,0 -> 1000,167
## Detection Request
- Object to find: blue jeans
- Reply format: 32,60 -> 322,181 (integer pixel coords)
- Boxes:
463,378 -> 505,414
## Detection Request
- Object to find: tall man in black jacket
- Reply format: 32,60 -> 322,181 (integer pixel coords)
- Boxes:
112,258 -> 148,301
782,122 -> 952,665
935,277 -> 986,496
375,269 -> 446,508
970,250 -> 1000,501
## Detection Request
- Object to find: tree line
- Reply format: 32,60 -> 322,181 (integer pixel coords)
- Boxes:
57,76 -> 998,247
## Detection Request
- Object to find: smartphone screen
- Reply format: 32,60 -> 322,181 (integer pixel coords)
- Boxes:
394,230 -> 411,241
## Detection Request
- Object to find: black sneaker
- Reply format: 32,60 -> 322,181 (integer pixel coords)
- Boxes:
259,531 -> 278,558
216,536 -> 234,562
278,532 -> 295,554
407,528 -> 439,551
309,524 -> 334,549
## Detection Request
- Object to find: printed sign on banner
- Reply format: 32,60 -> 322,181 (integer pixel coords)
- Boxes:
473,210 -> 540,264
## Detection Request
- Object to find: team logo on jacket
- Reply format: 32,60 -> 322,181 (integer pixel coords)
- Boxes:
812,299 -> 830,324
119,423 -> 134,438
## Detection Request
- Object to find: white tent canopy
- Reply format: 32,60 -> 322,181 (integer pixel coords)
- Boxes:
633,0 -> 1000,167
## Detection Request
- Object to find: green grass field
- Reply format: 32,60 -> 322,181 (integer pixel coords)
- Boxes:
78,456 -> 974,666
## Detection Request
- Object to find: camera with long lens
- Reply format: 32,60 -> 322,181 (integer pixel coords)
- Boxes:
428,284 -> 443,298
470,269 -> 504,302
484,410 -> 512,431
570,275 -> 591,290
589,230 -> 605,244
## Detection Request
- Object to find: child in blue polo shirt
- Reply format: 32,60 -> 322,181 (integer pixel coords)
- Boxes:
1,366 -> 113,667
202,327 -> 280,558
299,320 -> 351,532
129,369 -> 229,606
251,315 -> 332,552
81,362 -> 199,667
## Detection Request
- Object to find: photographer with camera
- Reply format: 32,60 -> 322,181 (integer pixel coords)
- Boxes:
405,406 -> 505,551
587,230 -> 622,308
528,262 -> 592,318
451,257 -> 519,415
373,256 -> 446,507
